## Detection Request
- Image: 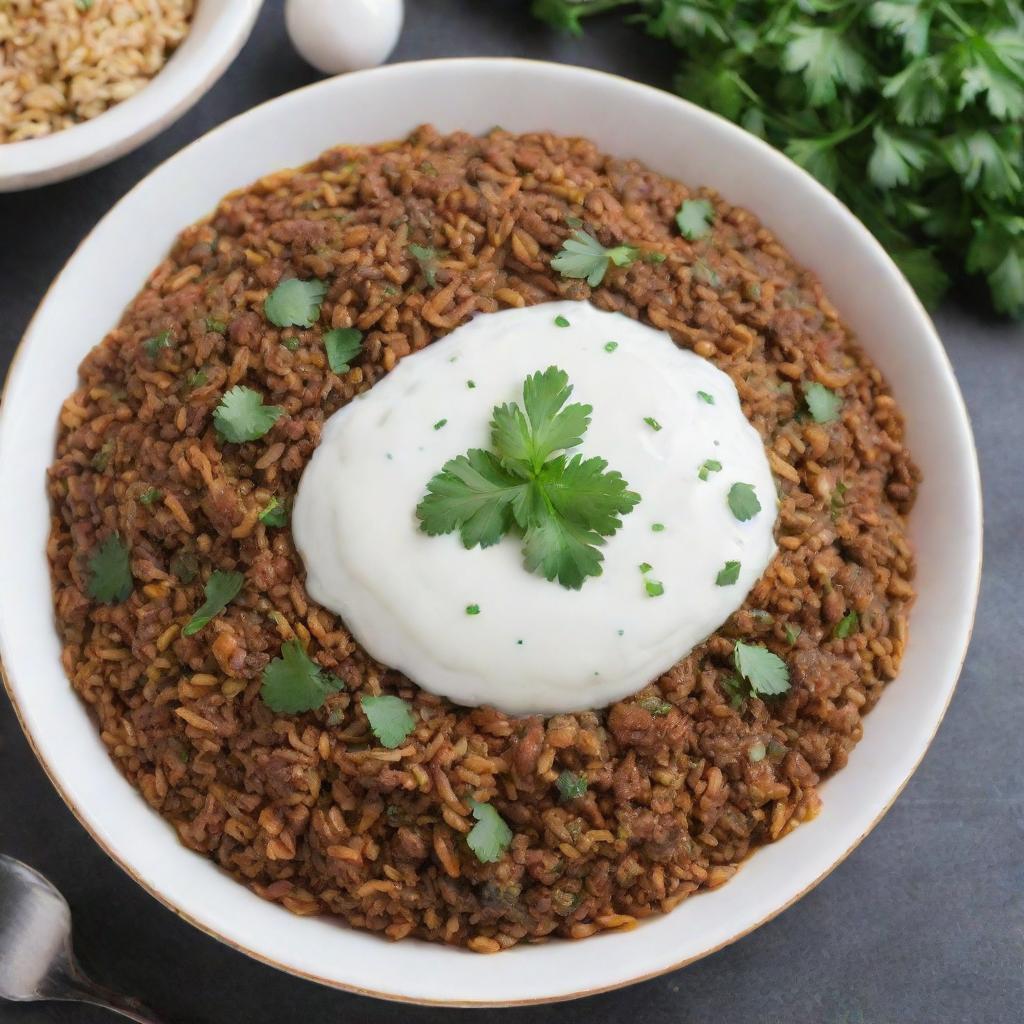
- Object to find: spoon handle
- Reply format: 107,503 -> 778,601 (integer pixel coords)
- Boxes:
59,973 -> 167,1024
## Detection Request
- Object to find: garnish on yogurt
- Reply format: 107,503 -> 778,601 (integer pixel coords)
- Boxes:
416,366 -> 641,590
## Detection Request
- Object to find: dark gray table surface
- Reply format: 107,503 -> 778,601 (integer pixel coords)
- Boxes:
1,3 -> 1021,1022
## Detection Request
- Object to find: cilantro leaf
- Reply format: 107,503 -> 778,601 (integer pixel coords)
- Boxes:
361,694 -> 416,749
87,533 -> 133,604
550,229 -> 639,286
213,386 -> 284,443
728,482 -> 762,521
409,244 -> 441,287
833,610 -> 860,639
716,560 -> 741,586
555,770 -> 588,801
142,330 -> 172,359
734,640 -> 790,697
182,570 -> 244,637
418,366 -> 639,588
261,640 -> 345,714
264,278 -> 327,328
675,198 -> 715,240
259,497 -> 289,527
803,381 -> 843,423
466,799 -> 513,863
324,327 -> 363,372
783,26 -> 872,106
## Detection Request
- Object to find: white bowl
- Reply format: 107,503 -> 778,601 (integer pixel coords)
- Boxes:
0,0 -> 262,192
0,59 -> 982,1005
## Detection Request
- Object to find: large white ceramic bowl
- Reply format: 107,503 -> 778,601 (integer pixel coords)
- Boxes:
0,59 -> 982,1005
0,0 -> 262,192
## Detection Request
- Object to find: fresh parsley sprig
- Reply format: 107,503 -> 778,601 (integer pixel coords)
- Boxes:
533,0 -> 1024,317
551,229 -> 640,286
416,366 -> 641,589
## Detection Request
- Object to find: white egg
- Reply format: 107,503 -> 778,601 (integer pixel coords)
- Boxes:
285,0 -> 404,76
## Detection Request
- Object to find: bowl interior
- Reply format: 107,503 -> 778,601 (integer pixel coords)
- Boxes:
0,0 -> 262,191
0,59 -> 981,1005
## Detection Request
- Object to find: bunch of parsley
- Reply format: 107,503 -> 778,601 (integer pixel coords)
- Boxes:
532,0 -> 1024,317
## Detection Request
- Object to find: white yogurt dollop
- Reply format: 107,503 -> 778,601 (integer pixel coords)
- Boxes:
293,302 -> 777,715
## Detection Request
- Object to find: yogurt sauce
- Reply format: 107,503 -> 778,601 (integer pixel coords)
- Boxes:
293,301 -> 777,715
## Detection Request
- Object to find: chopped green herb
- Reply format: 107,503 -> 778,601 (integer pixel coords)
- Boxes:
734,640 -> 790,697
264,278 -> 327,328
187,369 -> 208,389
785,624 -> 802,645
361,694 -> 416,749
804,381 -> 843,423
697,390 -> 715,405
205,318 -> 227,334
693,257 -> 720,287
433,418 -> 448,430
419,161 -> 438,176
830,481 -> 848,520
416,366 -> 640,590
638,562 -> 652,573
91,440 -> 114,472
556,770 -> 588,801
87,534 -> 133,604
644,251 -> 667,263
645,578 -> 665,598
638,695 -> 672,715
643,416 -> 662,431
261,639 -> 345,714
139,487 -> 161,505
833,610 -> 860,639
728,482 -> 762,521
467,379 -> 476,389
408,243 -> 440,287
213,386 -> 283,443
259,497 -> 288,527
716,560 -> 741,586
169,548 -> 199,584
675,198 -> 715,240
282,337 -> 300,352
466,799 -> 513,863
466,603 -> 481,616
554,314 -> 570,327
324,327 -> 363,372
142,330 -> 172,359
698,458 -> 723,481
721,674 -> 746,711
550,229 -> 639,286
651,522 -> 665,532
182,570 -> 244,636
604,341 -> 619,352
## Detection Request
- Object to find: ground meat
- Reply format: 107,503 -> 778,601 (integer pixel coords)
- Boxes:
46,127 -> 917,951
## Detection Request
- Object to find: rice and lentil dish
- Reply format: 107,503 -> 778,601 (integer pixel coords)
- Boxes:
0,0 -> 194,144
47,127 -> 918,952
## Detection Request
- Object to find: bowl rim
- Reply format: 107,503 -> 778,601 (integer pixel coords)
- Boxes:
0,56 -> 983,1006
0,0 -> 263,192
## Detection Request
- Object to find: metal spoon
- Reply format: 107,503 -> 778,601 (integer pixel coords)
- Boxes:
0,854 -> 165,1023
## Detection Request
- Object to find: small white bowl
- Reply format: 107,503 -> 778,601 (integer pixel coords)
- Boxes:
0,59 -> 982,1005
0,0 -> 262,192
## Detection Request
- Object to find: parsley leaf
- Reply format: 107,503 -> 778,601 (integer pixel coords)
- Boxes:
697,390 -> 715,405
551,229 -> 639,286
728,482 -> 762,521
555,770 -> 588,801
785,623 -> 802,645
675,198 -> 715,240
87,533 -> 133,604
261,640 -> 345,714
259,497 -> 289,527
142,330 -> 172,359
361,694 -> 416,749
466,798 -> 513,863
698,458 -> 722,481
264,278 -> 327,328
803,381 -> 843,423
716,560 -> 741,586
782,26 -> 872,106
833,610 -> 860,639
324,327 -> 363,372
734,640 -> 790,697
409,244 -> 441,287
139,487 -> 161,505
182,570 -> 244,636
417,367 -> 640,589
213,386 -> 283,443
